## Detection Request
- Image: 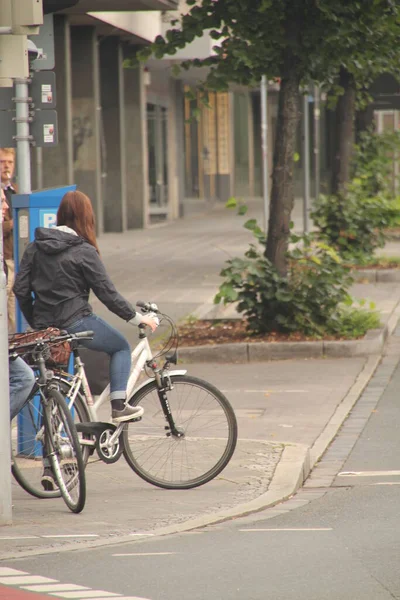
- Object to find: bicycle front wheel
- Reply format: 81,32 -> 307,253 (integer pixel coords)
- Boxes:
11,392 -> 61,499
43,388 -> 86,513
123,375 -> 238,489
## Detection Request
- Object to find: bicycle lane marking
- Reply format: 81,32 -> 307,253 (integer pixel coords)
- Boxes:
0,568 -> 152,599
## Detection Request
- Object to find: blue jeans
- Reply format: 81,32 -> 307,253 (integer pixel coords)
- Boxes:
66,314 -> 131,401
9,357 -> 36,420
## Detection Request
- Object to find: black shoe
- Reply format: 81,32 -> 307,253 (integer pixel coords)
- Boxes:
112,404 -> 144,423
41,467 -> 58,491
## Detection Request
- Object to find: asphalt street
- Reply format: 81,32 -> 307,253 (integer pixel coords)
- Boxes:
2,334 -> 400,599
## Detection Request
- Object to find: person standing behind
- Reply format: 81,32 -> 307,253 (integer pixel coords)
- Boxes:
0,147 -> 17,332
1,188 -> 35,419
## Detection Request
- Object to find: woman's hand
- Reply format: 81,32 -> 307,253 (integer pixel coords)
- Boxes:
141,314 -> 159,332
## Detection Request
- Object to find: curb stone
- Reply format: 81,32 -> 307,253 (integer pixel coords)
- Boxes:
179,296 -> 400,364
178,325 -> 386,363
351,269 -> 400,283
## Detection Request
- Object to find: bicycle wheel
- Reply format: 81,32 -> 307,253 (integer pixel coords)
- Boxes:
43,388 -> 86,513
11,392 -> 61,499
122,375 -> 238,489
54,378 -> 93,465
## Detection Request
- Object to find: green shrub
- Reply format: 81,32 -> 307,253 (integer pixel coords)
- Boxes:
216,201 -> 380,339
311,188 -> 398,264
311,129 -> 400,264
334,304 -> 380,339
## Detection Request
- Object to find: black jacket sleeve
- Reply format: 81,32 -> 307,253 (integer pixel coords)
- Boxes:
13,243 -> 36,327
80,245 -> 136,321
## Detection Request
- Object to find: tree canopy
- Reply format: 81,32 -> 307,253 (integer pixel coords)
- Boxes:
142,0 -> 400,275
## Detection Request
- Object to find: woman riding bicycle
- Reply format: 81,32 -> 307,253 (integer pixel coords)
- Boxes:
14,190 -> 158,423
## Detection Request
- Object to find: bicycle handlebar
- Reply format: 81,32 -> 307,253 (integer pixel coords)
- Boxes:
73,330 -> 94,339
136,300 -> 159,314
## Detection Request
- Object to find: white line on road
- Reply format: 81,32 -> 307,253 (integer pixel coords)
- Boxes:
48,591 -> 120,598
112,552 -> 177,557
23,584 -> 90,593
338,470 -> 400,477
371,481 -> 400,485
0,568 -> 28,576
0,575 -> 58,585
221,389 -> 308,394
0,536 -> 39,540
239,528 -> 333,532
41,534 -> 99,539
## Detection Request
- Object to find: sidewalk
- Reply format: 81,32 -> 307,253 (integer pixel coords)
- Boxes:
2,198 -> 400,560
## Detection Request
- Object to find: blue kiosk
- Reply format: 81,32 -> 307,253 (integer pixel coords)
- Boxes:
12,185 -> 76,455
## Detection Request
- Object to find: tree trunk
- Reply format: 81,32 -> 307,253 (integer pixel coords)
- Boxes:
265,68 -> 301,277
331,67 -> 356,195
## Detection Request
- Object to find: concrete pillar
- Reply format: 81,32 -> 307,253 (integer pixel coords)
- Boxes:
216,91 -> 233,202
123,58 -> 149,229
39,15 -> 73,189
167,78 -> 184,220
99,37 -> 126,233
173,80 -> 185,218
70,26 -> 103,234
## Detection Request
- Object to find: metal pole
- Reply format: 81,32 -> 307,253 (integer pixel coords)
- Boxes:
261,75 -> 269,233
0,172 -> 12,525
36,147 -> 43,190
14,78 -> 32,194
302,91 -> 310,233
313,85 -> 320,203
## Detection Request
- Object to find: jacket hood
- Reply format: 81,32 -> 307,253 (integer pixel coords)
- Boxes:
34,227 -> 83,255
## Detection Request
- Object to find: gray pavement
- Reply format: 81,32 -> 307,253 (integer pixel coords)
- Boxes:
2,198 -> 400,560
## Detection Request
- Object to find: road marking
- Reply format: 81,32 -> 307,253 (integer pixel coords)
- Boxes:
23,584 -> 89,593
221,389 -> 308,394
0,567 -> 152,600
0,576 -> 57,585
112,552 -> 177,557
338,470 -> 400,477
128,533 -> 155,537
42,534 -> 99,539
239,528 -> 333,532
48,592 -> 120,598
0,569 -> 28,576
371,482 -> 400,486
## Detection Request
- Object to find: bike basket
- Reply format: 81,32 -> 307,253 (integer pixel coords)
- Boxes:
9,327 -> 71,367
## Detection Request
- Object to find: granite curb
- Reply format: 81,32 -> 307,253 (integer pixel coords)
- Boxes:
178,294 -> 400,364
352,269 -> 400,283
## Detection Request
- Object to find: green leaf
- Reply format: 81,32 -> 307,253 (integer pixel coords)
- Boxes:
225,197 -> 237,209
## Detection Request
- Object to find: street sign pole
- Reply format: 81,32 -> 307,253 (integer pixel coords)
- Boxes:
261,75 -> 269,234
303,91 -> 310,234
15,77 -> 32,194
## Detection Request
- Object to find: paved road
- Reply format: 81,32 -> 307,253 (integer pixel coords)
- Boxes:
2,334 -> 400,599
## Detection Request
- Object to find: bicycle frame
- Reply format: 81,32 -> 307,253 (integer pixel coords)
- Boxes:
59,332 -> 187,445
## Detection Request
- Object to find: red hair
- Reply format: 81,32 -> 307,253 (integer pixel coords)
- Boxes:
57,190 -> 100,253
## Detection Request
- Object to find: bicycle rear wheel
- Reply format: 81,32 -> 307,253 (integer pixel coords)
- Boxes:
122,375 -> 238,489
43,388 -> 86,513
11,391 -> 61,499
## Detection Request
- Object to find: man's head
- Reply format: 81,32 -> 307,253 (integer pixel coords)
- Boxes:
1,188 -> 9,221
0,148 -> 15,187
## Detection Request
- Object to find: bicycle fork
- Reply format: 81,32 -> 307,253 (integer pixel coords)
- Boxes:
155,371 -> 184,439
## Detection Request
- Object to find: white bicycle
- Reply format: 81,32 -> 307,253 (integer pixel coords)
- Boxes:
12,301 -> 238,496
